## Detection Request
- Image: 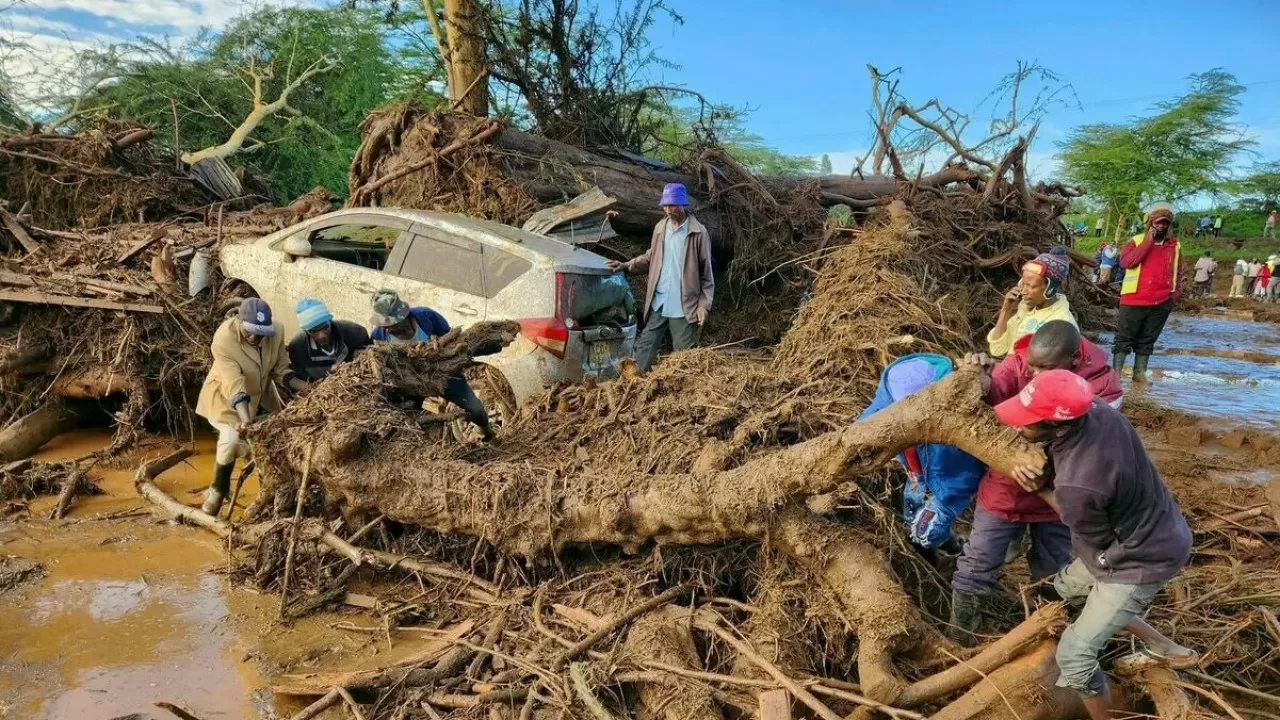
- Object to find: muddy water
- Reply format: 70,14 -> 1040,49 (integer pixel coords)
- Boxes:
0,432 -> 269,720
1105,314 -> 1280,426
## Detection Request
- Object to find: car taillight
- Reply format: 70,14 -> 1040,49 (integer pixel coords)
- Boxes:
518,317 -> 568,358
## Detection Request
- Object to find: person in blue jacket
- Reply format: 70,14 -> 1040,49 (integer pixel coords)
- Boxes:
369,289 -> 495,440
860,353 -> 986,558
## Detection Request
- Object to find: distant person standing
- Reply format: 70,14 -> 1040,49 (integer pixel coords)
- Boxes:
1255,263 -> 1271,299
1195,216 -> 1212,238
607,183 -> 715,372
1114,203 -> 1181,381
1231,258 -> 1248,297
1094,217 -> 1105,237
1213,215 -> 1223,238
1192,252 -> 1216,297
1267,211 -> 1278,240
1248,259 -> 1262,295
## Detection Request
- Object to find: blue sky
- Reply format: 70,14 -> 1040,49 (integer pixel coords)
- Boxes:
644,0 -> 1280,175
5,0 -> 1279,176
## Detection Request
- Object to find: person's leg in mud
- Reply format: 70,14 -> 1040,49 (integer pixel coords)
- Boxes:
204,421 -> 248,515
1131,300 -> 1174,381
950,506 -> 1024,644
443,375 -> 494,440
1111,305 -> 1145,374
633,314 -> 672,373
1053,559 -> 1167,720
1025,519 -> 1072,598
667,315 -> 701,352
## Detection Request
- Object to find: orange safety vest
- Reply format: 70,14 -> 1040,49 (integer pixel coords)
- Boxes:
1120,234 -> 1180,296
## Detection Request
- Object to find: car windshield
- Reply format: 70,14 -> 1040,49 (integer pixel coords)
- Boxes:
558,273 -> 635,325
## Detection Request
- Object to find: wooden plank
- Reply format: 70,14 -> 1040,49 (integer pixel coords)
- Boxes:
82,278 -> 154,296
0,290 -> 164,314
116,225 -> 170,264
759,689 -> 792,720
0,271 -> 35,287
0,208 -> 39,254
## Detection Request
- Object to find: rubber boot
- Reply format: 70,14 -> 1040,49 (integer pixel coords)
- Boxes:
1112,352 -> 1127,375
948,590 -> 987,646
1133,355 -> 1150,383
201,462 -> 234,515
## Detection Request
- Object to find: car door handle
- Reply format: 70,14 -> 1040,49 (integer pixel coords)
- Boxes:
456,304 -> 479,316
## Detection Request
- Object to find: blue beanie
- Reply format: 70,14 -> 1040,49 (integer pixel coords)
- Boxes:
295,297 -> 333,332
886,357 -> 937,400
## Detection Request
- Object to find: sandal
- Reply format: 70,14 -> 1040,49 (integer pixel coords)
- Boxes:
1139,646 -> 1200,670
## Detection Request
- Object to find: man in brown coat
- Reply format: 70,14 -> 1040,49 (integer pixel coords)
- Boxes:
606,183 -> 714,372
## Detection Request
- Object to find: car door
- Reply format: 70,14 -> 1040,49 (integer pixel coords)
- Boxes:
387,226 -> 487,327
278,214 -> 415,337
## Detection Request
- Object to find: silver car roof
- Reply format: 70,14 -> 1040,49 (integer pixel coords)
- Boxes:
264,207 -> 613,275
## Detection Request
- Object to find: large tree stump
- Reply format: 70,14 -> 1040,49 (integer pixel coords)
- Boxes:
0,400 -> 78,463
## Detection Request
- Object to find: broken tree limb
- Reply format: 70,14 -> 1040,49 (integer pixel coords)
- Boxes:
0,400 -> 78,463
552,584 -> 691,671
0,204 -> 40,253
928,641 -> 1088,720
0,290 -> 165,314
895,603 -> 1068,708
134,449 -> 231,538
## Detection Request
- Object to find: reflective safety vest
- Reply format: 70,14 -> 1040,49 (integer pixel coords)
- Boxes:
1120,234 -> 1180,297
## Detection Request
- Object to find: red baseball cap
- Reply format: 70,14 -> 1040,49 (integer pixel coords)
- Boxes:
994,369 -> 1096,427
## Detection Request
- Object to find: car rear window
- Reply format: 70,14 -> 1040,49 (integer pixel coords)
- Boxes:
558,273 -> 635,325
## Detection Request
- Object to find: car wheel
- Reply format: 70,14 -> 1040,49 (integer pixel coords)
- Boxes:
449,363 -> 519,443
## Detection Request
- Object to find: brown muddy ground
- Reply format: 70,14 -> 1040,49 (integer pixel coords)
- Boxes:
0,433 -> 428,720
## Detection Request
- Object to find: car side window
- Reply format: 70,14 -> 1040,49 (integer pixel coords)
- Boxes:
396,231 -> 484,296
307,223 -> 405,271
482,246 -> 532,298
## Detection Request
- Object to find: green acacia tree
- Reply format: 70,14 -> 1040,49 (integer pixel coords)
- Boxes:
819,153 -> 833,175
1233,161 -> 1280,211
72,6 -> 401,200
1058,68 -> 1253,241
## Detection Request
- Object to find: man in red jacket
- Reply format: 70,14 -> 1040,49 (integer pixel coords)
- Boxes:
950,320 -> 1124,642
1113,203 -> 1182,382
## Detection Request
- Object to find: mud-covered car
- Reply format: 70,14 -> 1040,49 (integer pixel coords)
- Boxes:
220,207 -> 637,406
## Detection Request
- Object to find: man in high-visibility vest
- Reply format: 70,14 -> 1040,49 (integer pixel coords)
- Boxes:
1113,203 -> 1181,382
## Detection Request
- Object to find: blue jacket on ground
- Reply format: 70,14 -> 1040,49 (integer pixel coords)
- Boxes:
859,353 -> 986,549
370,307 -> 451,343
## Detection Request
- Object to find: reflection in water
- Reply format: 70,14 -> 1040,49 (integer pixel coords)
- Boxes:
1102,315 -> 1280,427
0,432 -> 264,720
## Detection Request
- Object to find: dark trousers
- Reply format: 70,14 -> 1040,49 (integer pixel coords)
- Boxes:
1113,300 -> 1174,358
444,375 -> 490,429
951,506 -> 1072,594
635,313 -> 701,372
1247,277 -> 1258,295
1094,228 -> 1102,237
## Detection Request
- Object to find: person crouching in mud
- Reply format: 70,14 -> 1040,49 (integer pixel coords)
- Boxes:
859,354 -> 985,565
996,370 -> 1199,720
196,298 -> 310,515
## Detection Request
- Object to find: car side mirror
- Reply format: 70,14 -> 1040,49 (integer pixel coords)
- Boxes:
281,234 -> 312,261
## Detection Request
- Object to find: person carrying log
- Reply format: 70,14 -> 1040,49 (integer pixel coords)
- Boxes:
1113,203 -> 1181,382
196,298 -> 309,515
606,183 -> 714,372
287,298 -> 371,382
996,369 -> 1199,720
858,354 -> 985,564
986,250 -> 1076,358
951,320 -> 1123,642
368,289 -> 495,440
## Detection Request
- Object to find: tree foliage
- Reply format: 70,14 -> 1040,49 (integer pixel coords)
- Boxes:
819,153 -> 833,175
1231,162 -> 1280,211
1057,69 -> 1253,219
74,7 -> 401,200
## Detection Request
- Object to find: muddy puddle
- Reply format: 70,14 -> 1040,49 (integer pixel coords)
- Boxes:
1104,315 -> 1280,427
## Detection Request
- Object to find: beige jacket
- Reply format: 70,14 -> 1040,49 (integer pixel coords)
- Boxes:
627,215 -> 715,321
196,314 -> 291,427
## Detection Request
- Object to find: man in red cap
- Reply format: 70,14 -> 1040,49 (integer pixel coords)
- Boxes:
950,321 -> 1123,641
995,369 -> 1198,720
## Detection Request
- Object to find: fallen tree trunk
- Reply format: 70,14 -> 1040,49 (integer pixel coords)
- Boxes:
346,108 -> 986,238
0,400 -> 78,463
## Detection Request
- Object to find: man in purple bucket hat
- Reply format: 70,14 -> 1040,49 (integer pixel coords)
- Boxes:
606,182 -> 715,372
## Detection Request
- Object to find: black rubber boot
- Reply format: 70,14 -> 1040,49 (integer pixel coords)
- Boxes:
201,462 -> 234,515
1112,351 -> 1127,375
948,590 -> 987,646
1133,354 -> 1150,383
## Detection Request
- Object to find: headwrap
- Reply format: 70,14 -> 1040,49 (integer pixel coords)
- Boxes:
1023,252 -> 1070,299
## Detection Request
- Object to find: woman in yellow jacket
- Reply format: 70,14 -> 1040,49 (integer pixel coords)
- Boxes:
195,298 -> 309,515
987,250 -> 1078,357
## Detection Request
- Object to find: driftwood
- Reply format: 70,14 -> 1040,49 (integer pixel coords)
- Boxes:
0,400 -> 78,463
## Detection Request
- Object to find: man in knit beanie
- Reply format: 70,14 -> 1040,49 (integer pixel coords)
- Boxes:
287,298 -> 372,382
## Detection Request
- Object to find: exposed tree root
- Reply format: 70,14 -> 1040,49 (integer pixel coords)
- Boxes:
623,607 -> 722,720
